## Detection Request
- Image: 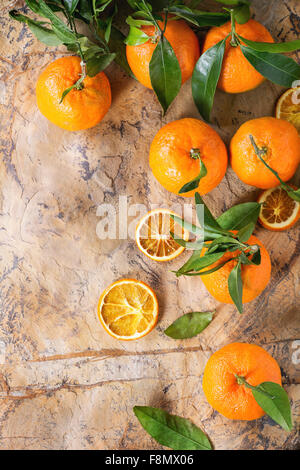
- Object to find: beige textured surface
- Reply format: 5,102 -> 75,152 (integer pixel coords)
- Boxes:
0,0 -> 299,450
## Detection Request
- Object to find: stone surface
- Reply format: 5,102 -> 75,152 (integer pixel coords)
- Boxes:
0,0 -> 299,450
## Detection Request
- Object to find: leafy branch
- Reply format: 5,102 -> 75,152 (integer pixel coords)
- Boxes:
9,0 -> 130,100
192,1 -> 300,121
125,0 -> 231,113
171,192 -> 262,313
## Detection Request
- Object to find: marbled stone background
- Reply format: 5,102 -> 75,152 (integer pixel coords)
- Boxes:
0,0 -> 299,450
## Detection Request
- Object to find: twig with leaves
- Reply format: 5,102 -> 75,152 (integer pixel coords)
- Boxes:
171,192 -> 263,313
9,0 -> 129,100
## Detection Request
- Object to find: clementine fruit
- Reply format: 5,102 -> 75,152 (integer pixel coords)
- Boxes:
230,117 -> 300,189
149,118 -> 228,197
203,342 -> 282,421
126,18 -> 200,89
36,56 -> 111,131
200,233 -> 271,304
203,19 -> 274,94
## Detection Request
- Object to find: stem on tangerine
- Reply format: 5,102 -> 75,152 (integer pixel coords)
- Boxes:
190,148 -> 201,160
230,9 -> 239,47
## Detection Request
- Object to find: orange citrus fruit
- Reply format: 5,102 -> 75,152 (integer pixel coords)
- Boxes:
97,279 -> 158,340
149,118 -> 228,197
203,19 -> 274,94
258,186 -> 300,231
36,56 -> 111,131
135,209 -> 189,262
203,342 -> 282,421
276,87 -> 300,134
200,233 -> 271,304
126,17 -> 200,89
230,117 -> 300,189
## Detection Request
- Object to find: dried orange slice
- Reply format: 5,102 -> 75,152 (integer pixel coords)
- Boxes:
135,209 -> 190,262
258,186 -> 300,231
97,279 -> 158,340
276,87 -> 300,134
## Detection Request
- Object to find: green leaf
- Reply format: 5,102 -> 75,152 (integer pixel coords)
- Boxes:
170,214 -> 203,237
125,24 -> 150,45
240,46 -> 300,88
170,232 -> 203,251
179,159 -> 207,194
192,38 -> 226,122
252,382 -> 293,431
164,311 -> 214,339
9,10 -> 63,46
217,202 -> 261,231
233,4 -> 251,24
286,187 -> 300,202
237,222 -> 255,243
26,0 -> 76,44
176,251 -> 225,276
133,406 -> 212,450
175,249 -> 202,276
107,26 -> 135,77
86,52 -> 116,76
64,0 -> 80,14
238,35 -> 300,53
149,35 -> 182,113
195,193 -> 227,236
228,260 -> 243,313
168,7 -> 230,27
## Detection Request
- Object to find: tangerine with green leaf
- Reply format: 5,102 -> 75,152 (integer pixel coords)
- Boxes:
126,17 -> 200,89
230,117 -> 300,189
36,56 -> 111,131
203,342 -> 282,421
200,233 -> 271,305
149,118 -> 228,197
203,19 -> 274,94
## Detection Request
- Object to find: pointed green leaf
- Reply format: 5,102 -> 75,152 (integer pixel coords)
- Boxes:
179,160 -> 207,194
125,25 -> 150,45
86,52 -> 116,76
26,0 -> 76,43
168,7 -> 230,27
228,260 -> 243,313
192,38 -> 226,122
9,10 -> 63,46
170,215 -> 203,237
133,406 -> 212,450
149,35 -> 182,113
176,251 -> 225,276
164,311 -> 214,339
233,4 -> 251,24
217,202 -> 261,230
240,46 -> 300,88
195,193 -> 226,235
252,382 -> 293,432
237,222 -> 256,243
238,35 -> 300,53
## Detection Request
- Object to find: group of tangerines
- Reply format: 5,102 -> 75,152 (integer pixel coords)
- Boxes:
34,16 -> 300,430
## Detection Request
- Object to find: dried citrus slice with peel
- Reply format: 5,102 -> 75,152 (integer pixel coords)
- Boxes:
98,279 -> 158,340
135,209 -> 189,262
258,186 -> 300,231
276,87 -> 300,134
